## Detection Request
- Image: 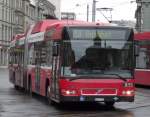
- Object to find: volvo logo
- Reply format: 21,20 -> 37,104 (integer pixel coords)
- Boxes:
96,89 -> 103,94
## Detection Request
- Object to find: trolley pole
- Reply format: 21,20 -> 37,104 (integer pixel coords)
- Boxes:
96,7 -> 113,23
87,4 -> 89,22
92,0 -> 97,22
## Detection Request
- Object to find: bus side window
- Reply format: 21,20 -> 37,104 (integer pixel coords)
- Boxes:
46,41 -> 53,67
9,50 -> 13,64
40,41 -> 53,67
28,44 -> 35,65
14,51 -> 17,64
13,51 -> 15,64
40,43 -> 47,66
10,51 -> 13,64
34,42 -> 41,65
33,41 -> 53,67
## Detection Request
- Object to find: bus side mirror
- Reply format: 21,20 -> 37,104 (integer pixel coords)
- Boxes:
53,44 -> 58,56
135,45 -> 140,56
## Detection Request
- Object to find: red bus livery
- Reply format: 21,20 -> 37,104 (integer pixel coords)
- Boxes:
9,20 -> 135,106
135,32 -> 150,86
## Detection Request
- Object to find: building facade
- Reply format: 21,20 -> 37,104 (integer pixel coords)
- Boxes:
0,0 -> 14,66
0,0 -> 60,66
48,0 -> 61,19
135,0 -> 150,32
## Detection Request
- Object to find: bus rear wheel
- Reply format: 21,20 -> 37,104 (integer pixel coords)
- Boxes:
27,78 -> 32,95
14,85 -> 19,90
46,86 -> 55,105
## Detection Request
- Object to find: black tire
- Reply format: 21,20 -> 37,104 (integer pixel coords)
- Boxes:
104,101 -> 115,107
28,79 -> 32,95
46,86 -> 55,105
14,85 -> 19,90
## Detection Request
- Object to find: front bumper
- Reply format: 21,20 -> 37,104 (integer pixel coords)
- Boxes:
60,95 -> 134,102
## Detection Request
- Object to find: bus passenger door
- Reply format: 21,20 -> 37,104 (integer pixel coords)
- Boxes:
14,49 -> 24,87
34,44 -> 41,93
51,42 -> 60,100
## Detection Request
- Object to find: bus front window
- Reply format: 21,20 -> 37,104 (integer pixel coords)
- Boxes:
61,27 -> 134,79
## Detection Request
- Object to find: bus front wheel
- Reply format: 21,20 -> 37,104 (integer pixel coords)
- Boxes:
46,86 -> 55,105
104,101 -> 115,107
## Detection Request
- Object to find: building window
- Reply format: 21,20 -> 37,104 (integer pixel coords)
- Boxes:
0,5 -> 2,20
13,0 -> 15,8
5,26 -> 7,43
26,5 -> 29,16
5,8 -> 7,22
2,24 -> 4,42
7,0 -> 10,7
0,24 -> 2,42
0,0 -> 4,4
2,6 -> 4,21
4,0 -> 6,5
9,9 -> 11,23
13,11 -> 15,24
6,0 -> 8,5
7,8 -> 9,22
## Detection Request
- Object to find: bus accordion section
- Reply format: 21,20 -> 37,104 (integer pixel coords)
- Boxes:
134,32 -> 150,86
9,19 -> 135,107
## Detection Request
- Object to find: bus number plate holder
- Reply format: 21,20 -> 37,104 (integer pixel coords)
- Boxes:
95,98 -> 104,101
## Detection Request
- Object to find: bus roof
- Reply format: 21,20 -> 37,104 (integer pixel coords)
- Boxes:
10,19 -> 132,45
32,19 -> 130,33
31,19 -> 110,34
11,19 -> 110,42
134,32 -> 150,41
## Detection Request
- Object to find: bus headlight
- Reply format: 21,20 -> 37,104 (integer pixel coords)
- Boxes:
61,89 -> 77,96
124,82 -> 134,87
126,90 -> 132,95
122,90 -> 134,96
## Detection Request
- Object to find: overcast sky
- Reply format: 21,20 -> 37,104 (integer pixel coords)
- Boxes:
61,0 -> 137,22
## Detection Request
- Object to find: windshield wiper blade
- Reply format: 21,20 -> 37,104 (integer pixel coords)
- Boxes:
69,76 -> 95,81
69,77 -> 82,81
103,73 -> 127,82
68,73 -> 127,82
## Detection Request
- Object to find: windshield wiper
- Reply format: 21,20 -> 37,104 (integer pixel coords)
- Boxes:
103,73 -> 127,82
68,73 -> 127,82
69,77 -> 83,81
69,75 -> 96,81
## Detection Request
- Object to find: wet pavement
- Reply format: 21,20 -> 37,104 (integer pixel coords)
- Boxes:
0,69 -> 150,117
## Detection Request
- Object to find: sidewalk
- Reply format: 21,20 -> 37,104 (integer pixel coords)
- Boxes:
0,66 -> 8,69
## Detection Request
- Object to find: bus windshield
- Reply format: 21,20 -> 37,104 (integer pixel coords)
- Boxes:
61,27 -> 134,78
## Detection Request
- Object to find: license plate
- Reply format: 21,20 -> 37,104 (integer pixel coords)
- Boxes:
94,98 -> 104,101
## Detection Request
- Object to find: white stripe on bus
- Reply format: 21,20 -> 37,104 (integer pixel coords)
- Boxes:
135,69 -> 150,72
11,32 -> 45,46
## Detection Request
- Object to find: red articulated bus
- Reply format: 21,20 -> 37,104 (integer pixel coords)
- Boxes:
9,19 -> 135,107
134,32 -> 150,86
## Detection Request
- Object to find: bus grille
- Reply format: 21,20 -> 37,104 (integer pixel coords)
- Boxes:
81,88 -> 117,96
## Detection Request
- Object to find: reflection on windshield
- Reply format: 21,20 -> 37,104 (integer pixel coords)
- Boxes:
62,28 -> 133,78
62,40 -> 133,78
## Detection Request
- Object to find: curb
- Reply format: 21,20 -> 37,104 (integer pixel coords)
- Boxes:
0,66 -> 8,69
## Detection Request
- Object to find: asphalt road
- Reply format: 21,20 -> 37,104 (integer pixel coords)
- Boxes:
0,69 -> 150,117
